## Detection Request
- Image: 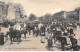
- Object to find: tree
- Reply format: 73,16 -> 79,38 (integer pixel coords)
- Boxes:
39,16 -> 44,22
52,11 -> 64,22
44,13 -> 52,24
14,3 -> 24,18
29,14 -> 36,21
75,7 -> 80,20
75,7 -> 80,13
68,13 -> 79,20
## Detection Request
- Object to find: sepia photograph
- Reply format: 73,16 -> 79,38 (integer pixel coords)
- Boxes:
0,0 -> 80,51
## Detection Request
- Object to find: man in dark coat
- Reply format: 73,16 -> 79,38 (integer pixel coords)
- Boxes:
33,27 -> 36,37
0,33 -> 4,45
26,23 -> 31,35
54,30 -> 62,43
63,32 -> 68,36
36,28 -> 39,37
9,26 -> 14,43
70,28 -> 74,35
69,36 -> 78,50
73,44 -> 79,51
60,37 -> 67,51
48,36 -> 53,48
62,31 -> 68,45
40,25 -> 45,33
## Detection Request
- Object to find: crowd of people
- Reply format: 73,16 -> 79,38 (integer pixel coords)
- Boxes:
0,21 -> 80,51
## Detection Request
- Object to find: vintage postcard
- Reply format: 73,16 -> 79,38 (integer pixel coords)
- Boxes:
0,0 -> 80,51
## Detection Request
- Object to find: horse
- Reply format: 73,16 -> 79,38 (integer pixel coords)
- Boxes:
26,23 -> 35,35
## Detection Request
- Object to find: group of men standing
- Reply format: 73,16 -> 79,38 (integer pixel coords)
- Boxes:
0,22 -> 80,51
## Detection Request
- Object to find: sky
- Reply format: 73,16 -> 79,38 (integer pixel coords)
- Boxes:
1,0 -> 80,17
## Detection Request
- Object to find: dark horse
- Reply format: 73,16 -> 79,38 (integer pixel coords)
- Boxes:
26,23 -> 35,35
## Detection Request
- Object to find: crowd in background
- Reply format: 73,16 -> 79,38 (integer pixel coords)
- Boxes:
0,21 -> 80,51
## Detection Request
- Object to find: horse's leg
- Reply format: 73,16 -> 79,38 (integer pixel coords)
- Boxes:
32,29 -> 34,36
29,30 -> 30,36
5,34 -> 8,40
13,37 -> 15,41
24,32 -> 26,39
35,31 -> 37,37
32,30 -> 33,35
10,36 -> 13,44
19,34 -> 21,42
26,29 -> 28,34
36,33 -> 38,37
33,30 -> 35,37
53,36 -> 56,43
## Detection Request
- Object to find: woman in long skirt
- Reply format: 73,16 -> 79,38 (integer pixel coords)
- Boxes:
48,35 -> 53,48
41,32 -> 45,43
